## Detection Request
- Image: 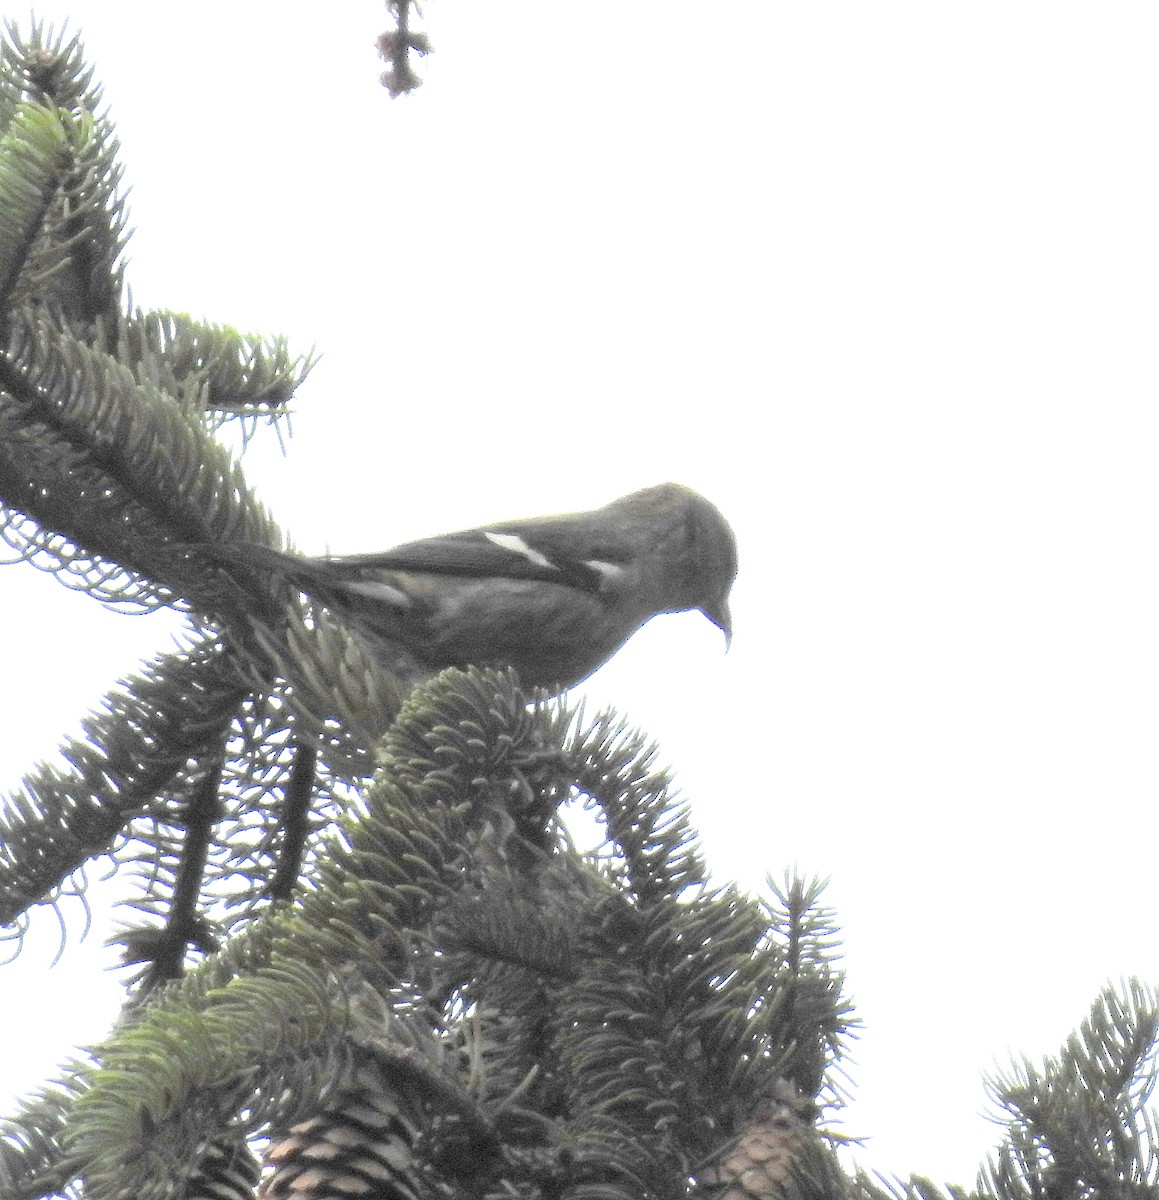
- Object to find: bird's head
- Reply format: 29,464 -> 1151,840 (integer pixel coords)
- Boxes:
623,482 -> 737,647
686,490 -> 736,648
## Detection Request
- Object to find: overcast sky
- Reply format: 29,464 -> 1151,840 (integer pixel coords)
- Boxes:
3,1 -> 1159,1187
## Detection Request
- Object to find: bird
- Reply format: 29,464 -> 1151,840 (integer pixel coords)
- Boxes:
242,483 -> 737,692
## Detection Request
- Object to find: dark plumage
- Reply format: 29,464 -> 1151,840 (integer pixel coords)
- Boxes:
248,483 -> 737,691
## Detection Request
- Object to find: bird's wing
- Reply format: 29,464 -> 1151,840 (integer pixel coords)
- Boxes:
324,522 -> 634,594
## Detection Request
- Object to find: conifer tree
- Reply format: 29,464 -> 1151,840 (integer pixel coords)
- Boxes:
0,20 -> 1155,1200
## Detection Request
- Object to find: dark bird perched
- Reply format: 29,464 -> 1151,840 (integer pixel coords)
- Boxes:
245,483 -> 737,691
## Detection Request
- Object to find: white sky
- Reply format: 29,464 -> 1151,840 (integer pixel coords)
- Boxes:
2,0 -> 1158,1188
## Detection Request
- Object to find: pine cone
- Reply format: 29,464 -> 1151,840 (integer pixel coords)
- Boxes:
260,1075 -> 423,1200
183,1137 -> 261,1200
698,1081 -> 815,1200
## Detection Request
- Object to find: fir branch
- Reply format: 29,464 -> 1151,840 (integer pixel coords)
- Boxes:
266,740 -> 317,903
102,310 -> 313,426
0,310 -> 283,609
110,687 -> 311,973
758,875 -> 854,1106
982,981 -> 1159,1197
1,21 -> 94,113
0,22 -> 130,325
244,600 -> 413,780
550,890 -> 770,1189
435,865 -> 589,980
0,100 -> 74,313
0,634 -> 250,929
568,707 -> 708,905
0,1074 -> 84,1200
847,1173 -> 977,1200
65,958 -> 355,1200
4,670 -> 865,1199
208,695 -> 331,920
58,670 -> 548,1195
139,755 -> 228,992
